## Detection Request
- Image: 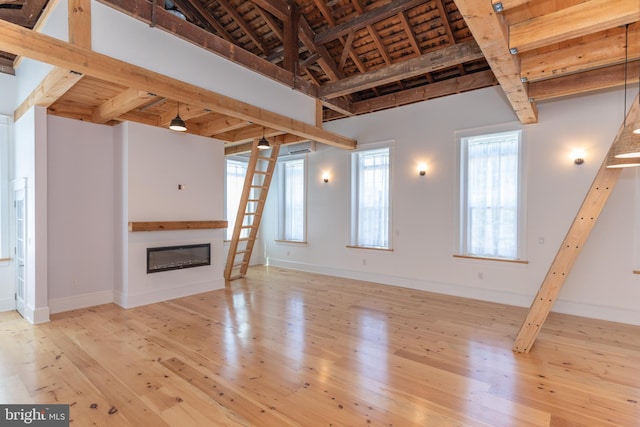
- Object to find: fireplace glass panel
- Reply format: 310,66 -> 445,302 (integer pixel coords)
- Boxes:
147,243 -> 211,273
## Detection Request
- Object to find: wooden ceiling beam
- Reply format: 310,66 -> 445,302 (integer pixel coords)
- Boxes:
454,0 -> 538,124
216,0 -> 269,55
318,40 -> 484,99
521,25 -> 640,83
325,69 -> 497,119
21,0 -> 49,24
14,68 -> 84,122
0,19 -> 356,149
529,60 -> 640,101
314,0 -> 425,45
250,0 -> 289,22
92,88 -> 157,124
200,115 -> 249,136
174,0 -> 234,43
398,11 -> 421,57
368,24 -> 391,66
320,96 -> 354,117
509,0 -> 640,54
224,133 -> 308,155
298,17 -> 342,81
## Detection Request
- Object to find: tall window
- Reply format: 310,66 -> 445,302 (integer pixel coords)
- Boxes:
225,158 -> 248,240
279,158 -> 306,242
351,147 -> 391,249
459,130 -> 523,259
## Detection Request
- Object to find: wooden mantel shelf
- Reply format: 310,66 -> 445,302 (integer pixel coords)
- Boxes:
128,220 -> 228,232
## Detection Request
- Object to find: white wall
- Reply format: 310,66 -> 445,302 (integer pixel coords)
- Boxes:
47,116 -> 115,313
91,0 -> 315,126
0,74 -> 16,116
116,122 -> 226,308
263,86 -> 640,326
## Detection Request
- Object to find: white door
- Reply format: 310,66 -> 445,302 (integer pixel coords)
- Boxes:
13,179 -> 26,318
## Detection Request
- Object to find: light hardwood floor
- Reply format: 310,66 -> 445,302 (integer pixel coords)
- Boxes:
1,266 -> 639,426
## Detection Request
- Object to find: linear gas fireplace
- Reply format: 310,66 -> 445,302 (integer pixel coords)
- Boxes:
147,243 -> 211,273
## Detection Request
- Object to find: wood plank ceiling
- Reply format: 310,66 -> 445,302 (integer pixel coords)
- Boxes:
0,0 -> 638,152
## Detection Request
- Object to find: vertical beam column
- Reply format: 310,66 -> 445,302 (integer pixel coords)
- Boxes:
513,96 -> 639,353
69,0 -> 92,49
283,0 -> 300,74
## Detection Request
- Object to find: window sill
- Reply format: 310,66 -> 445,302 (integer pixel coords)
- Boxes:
453,254 -> 528,264
346,245 -> 393,252
275,240 -> 307,245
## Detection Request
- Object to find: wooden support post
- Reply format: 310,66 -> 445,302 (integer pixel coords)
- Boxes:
69,0 -> 91,49
513,96 -> 640,353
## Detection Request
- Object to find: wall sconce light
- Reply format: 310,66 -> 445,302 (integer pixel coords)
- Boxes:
322,172 -> 330,183
572,149 -> 585,165
418,163 -> 427,176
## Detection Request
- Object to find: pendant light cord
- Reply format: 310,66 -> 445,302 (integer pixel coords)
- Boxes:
624,24 -> 628,126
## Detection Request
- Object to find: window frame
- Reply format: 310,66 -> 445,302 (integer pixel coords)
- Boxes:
349,142 -> 394,250
456,125 -> 527,262
224,156 -> 249,241
277,155 -> 307,243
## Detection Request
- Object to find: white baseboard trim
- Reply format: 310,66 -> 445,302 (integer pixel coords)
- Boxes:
267,258 -> 640,326
22,304 -> 50,324
0,298 -> 14,312
114,279 -> 225,309
49,290 -> 115,314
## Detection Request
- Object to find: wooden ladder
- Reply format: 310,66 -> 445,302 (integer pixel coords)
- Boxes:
224,138 -> 280,281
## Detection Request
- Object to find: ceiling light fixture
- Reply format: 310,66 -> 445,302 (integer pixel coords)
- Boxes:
169,102 -> 187,132
257,127 -> 270,150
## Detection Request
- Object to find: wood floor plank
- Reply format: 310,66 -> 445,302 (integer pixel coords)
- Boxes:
1,266 -> 639,426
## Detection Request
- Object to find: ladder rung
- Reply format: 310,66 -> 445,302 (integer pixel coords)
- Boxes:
247,199 -> 262,203
229,274 -> 244,281
254,171 -> 268,175
241,225 -> 256,229
258,156 -> 274,161
232,263 -> 247,268
250,185 -> 267,189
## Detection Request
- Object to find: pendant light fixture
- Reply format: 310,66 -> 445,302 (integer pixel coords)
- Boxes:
169,102 -> 187,132
607,24 -> 640,162
605,137 -> 640,168
257,127 -> 270,150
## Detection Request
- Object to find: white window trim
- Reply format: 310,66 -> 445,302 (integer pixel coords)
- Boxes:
224,156 -> 249,242
455,124 -> 527,262
277,154 -> 307,243
349,140 -> 394,250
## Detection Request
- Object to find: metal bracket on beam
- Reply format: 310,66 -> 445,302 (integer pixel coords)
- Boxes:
492,2 -> 504,13
509,47 -> 518,55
